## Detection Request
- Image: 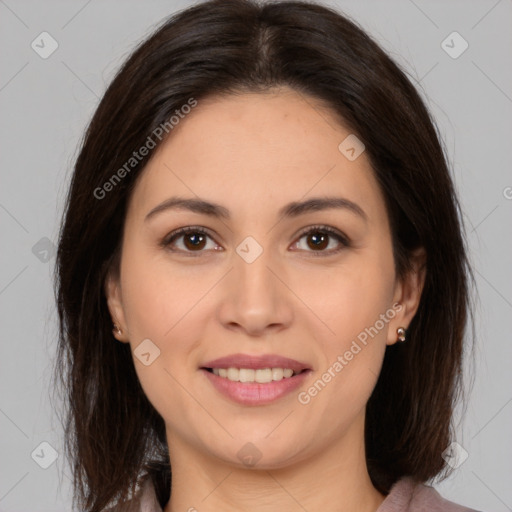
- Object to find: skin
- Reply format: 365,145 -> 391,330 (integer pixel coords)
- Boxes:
106,87 -> 426,512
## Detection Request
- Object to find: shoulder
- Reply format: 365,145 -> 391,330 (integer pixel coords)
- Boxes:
102,474 -> 163,512
378,476 -> 484,512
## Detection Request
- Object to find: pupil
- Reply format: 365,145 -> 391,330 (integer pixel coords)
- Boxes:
309,232 -> 328,250
185,233 -> 206,250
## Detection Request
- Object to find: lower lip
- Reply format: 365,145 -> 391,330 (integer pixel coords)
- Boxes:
201,368 -> 311,406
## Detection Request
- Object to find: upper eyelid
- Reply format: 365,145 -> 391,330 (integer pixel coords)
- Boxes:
294,224 -> 347,239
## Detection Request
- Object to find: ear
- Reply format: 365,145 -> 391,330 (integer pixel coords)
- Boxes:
387,246 -> 427,346
104,269 -> 129,343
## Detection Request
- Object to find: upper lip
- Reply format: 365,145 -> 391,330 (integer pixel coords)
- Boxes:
201,353 -> 312,372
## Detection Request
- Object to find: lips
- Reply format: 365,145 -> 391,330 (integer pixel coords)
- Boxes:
201,353 -> 312,373
200,353 -> 312,405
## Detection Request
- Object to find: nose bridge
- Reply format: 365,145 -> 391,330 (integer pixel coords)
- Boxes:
234,236 -> 278,303
217,234 -> 293,334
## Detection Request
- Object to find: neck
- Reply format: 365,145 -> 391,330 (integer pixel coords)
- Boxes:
163,414 -> 386,512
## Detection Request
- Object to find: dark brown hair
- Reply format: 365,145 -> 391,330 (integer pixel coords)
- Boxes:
53,0 -> 476,510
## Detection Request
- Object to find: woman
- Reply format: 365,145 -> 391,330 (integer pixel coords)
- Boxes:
54,0 -> 480,511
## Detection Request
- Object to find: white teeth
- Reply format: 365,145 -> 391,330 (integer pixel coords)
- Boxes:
239,368 -> 255,382
283,368 -> 293,378
211,367 -> 298,383
255,368 -> 272,383
227,367 -> 239,381
271,368 -> 284,381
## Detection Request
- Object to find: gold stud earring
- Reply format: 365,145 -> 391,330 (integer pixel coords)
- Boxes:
397,326 -> 406,342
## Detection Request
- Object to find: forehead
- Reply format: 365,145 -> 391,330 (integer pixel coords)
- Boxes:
128,88 -> 386,226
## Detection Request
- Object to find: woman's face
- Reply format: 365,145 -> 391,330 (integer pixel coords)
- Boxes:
106,87 -> 424,470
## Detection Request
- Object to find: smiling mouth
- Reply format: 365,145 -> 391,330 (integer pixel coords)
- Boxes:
202,367 -> 308,384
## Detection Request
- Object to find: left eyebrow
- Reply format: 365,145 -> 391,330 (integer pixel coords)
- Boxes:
277,196 -> 368,223
144,195 -> 368,223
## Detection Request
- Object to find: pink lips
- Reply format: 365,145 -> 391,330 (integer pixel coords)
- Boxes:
200,353 -> 312,406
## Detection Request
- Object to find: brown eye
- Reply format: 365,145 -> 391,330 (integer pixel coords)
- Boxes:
182,232 -> 207,251
292,225 -> 350,255
306,231 -> 329,250
162,227 -> 220,255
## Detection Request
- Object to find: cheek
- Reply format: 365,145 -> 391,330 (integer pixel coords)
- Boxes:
120,243 -> 210,343
306,258 -> 394,342
303,253 -> 394,397
118,249 -> 210,424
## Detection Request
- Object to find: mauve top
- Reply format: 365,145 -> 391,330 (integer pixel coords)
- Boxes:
105,474 -> 482,512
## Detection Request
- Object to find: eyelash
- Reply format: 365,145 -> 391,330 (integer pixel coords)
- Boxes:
160,224 -> 350,257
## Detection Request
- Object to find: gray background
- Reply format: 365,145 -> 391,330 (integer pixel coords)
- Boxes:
0,0 -> 511,510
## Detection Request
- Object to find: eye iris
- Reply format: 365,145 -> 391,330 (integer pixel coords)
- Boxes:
307,232 -> 328,250
184,232 -> 206,250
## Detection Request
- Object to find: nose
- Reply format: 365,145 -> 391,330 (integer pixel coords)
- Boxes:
216,247 -> 294,337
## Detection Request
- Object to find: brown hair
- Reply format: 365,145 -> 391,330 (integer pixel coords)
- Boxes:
53,0 -> 476,510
